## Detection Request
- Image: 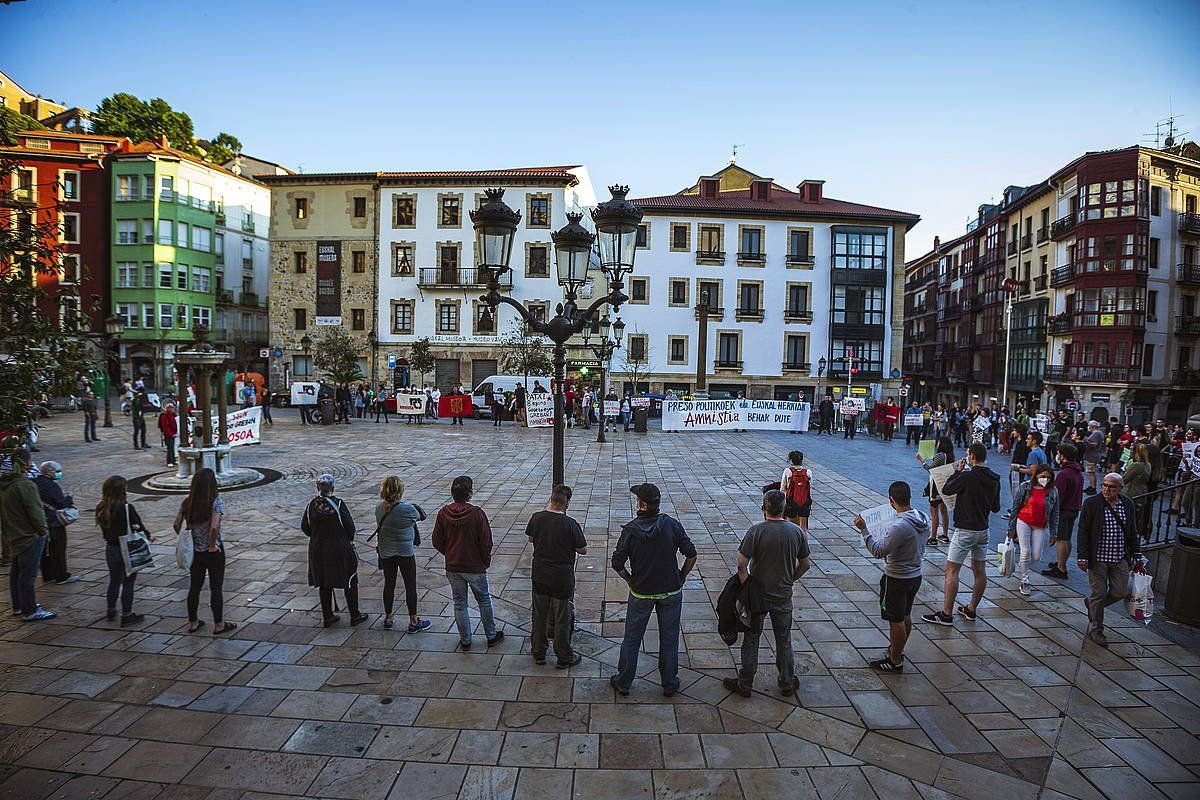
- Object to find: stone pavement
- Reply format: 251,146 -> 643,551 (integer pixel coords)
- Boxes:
1,411 -> 1198,799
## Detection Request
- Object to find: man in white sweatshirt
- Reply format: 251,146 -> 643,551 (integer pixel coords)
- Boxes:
854,481 -> 929,673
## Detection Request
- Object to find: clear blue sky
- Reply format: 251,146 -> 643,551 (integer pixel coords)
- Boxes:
4,0 -> 1197,255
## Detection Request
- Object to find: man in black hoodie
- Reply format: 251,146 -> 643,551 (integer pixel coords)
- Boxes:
922,443 -> 1000,626
610,483 -> 697,697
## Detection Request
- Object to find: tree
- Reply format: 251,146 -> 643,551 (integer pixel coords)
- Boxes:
205,132 -> 242,167
92,93 -> 240,165
311,329 -> 363,384
499,320 -> 553,379
0,106 -> 45,132
0,117 -> 94,454
619,328 -> 653,394
406,337 -> 436,387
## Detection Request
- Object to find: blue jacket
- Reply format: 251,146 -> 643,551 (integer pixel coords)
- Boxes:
611,512 -> 696,597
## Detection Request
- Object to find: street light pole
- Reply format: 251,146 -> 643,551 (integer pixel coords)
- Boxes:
585,316 -> 622,444
99,314 -> 124,428
475,187 -> 641,487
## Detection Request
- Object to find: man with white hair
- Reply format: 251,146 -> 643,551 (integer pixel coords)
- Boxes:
1081,420 -> 1107,495
1076,472 -> 1141,647
301,473 -> 367,627
35,461 -> 78,585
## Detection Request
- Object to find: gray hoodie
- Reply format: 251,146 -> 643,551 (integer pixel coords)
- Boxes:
862,508 -> 930,580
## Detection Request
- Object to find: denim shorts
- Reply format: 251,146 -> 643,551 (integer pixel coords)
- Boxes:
946,529 -> 990,565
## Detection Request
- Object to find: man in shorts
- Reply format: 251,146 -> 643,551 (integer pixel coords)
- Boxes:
855,481 -> 928,671
922,443 -> 1000,626
1082,420 -> 1106,495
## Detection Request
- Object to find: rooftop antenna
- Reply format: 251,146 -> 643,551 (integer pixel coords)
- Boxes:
729,144 -> 744,165
1143,112 -> 1186,148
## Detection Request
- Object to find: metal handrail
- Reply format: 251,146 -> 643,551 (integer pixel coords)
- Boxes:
1137,478 -> 1200,550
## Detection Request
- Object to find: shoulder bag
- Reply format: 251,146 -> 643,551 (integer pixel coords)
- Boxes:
120,503 -> 155,574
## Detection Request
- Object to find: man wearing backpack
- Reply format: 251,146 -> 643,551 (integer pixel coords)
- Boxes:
780,451 -> 813,535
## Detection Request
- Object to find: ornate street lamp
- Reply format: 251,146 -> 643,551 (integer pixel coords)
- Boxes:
816,355 -> 827,406
584,315 -> 624,443
300,334 -> 312,377
477,186 -> 640,486
100,314 -> 124,428
367,329 -> 378,384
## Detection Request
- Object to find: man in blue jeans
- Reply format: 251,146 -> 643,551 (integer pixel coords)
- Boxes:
0,448 -> 56,620
610,483 -> 697,697
432,475 -> 504,649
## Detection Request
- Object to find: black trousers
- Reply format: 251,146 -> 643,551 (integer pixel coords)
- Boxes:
844,417 -> 857,438
84,414 -> 97,441
41,526 -> 70,582
132,417 -> 147,447
164,435 -> 176,465
493,403 -> 504,426
374,405 -> 389,423
381,556 -> 417,617
187,549 -> 226,621
320,584 -> 360,619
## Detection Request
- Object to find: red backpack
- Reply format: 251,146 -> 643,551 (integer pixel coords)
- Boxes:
787,467 -> 811,507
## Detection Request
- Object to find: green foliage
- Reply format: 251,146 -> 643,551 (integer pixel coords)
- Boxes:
499,320 -> 552,377
0,106 -> 45,132
406,337 -> 436,385
92,93 -> 240,165
205,132 -> 242,167
0,116 -> 95,453
311,329 -> 364,384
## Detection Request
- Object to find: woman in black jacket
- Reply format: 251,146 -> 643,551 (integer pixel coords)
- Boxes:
94,475 -> 152,625
302,473 -> 367,627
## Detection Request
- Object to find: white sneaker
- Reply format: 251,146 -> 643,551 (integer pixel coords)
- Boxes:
23,606 -> 57,621
1019,581 -> 1031,596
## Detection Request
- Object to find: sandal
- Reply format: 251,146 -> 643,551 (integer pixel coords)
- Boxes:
213,622 -> 237,635
187,620 -> 205,633
868,656 -> 904,673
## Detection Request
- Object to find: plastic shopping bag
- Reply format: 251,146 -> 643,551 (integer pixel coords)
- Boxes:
1126,564 -> 1154,624
997,540 -> 1015,578
176,529 -> 194,571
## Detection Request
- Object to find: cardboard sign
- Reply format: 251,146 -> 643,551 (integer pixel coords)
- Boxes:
208,406 -> 262,447
525,392 -> 554,428
394,393 -> 426,415
859,503 -> 899,540
929,463 -> 958,510
904,412 -> 924,427
603,400 -> 620,417
290,382 -> 320,406
662,399 -> 811,432
437,394 -> 472,418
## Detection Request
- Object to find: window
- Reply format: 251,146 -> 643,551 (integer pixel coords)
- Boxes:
177,266 -> 188,290
630,277 -> 649,304
142,174 -> 154,199
670,224 -> 690,252
159,303 -> 174,328
832,286 -> 886,324
294,251 -> 308,273
391,243 -> 414,276
293,355 -> 312,376
61,213 -> 79,243
831,340 -> 883,375
142,304 -> 154,329
194,267 -> 211,293
668,336 -> 687,364
192,227 -> 211,253
142,262 -> 154,287
117,262 -> 138,288
788,229 -> 812,263
737,282 -> 761,313
158,219 -> 173,245
176,221 -> 189,248
117,220 -> 138,245
717,333 -> 739,366
474,303 -> 495,334
294,308 -> 307,330
698,279 -> 721,310
527,245 -> 550,277
142,219 -> 153,243
439,245 -> 460,273
636,223 -> 649,249
669,279 -> 688,307
628,334 -> 648,362
116,303 -> 137,328
1150,186 -> 1162,216
739,227 -> 763,257
176,304 -> 189,329
785,334 -> 807,368
832,229 -> 888,269
352,196 -> 366,218
117,175 -> 137,200
215,233 -> 224,256
1079,178 -> 1144,220
1147,290 -> 1158,322
61,255 -> 79,284
439,195 -> 461,227
1143,343 -> 1155,377
786,283 -> 810,316
527,302 -> 549,324
1149,237 -> 1159,269
351,308 -> 366,331
392,195 -> 416,227
437,302 -> 459,333
352,251 -> 366,273
60,170 -> 79,201
193,306 -> 210,327
528,195 -> 550,227
12,166 -> 35,202
698,225 -> 723,256
295,197 -> 308,219
392,301 -> 414,334
160,176 -> 174,202
158,262 -> 173,289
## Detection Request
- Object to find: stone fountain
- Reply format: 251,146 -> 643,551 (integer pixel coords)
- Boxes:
148,325 -> 261,490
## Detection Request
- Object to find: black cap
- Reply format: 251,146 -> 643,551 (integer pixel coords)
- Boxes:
630,483 -> 661,503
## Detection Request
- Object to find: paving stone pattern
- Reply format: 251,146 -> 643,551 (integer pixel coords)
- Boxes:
1,412 -> 1198,799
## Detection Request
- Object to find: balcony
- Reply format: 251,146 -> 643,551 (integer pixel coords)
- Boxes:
1172,368 -> 1200,387
783,309 -> 814,323
1037,226 -> 1049,243
735,306 -> 764,321
695,249 -> 725,265
1177,315 -> 1200,337
830,321 -> 886,339
1049,315 -> 1072,334
736,251 -> 766,265
215,212 -> 226,226
830,267 -> 887,286
1180,213 -> 1200,235
1010,326 -> 1047,345
983,248 -> 1005,266
216,289 -> 235,305
1179,263 -> 1200,284
1034,274 -> 1048,292
781,361 -> 811,372
1020,233 -> 1032,250
695,306 -> 724,321
417,267 -> 513,288
714,359 -> 743,370
1051,264 -> 1075,286
1051,214 -> 1078,240
935,341 -> 960,357
785,253 -> 814,266
1045,364 -> 1141,384
937,302 -> 962,322
962,296 -> 979,313
241,219 -> 256,233
240,292 -> 261,307
1053,310 -> 1145,331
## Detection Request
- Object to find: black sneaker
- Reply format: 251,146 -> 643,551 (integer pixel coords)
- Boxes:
956,604 -> 978,621
556,653 -> 582,669
120,613 -> 144,626
532,653 -> 547,666
609,675 -> 629,696
1040,565 -> 1067,578
350,613 -> 369,626
868,656 -> 904,673
106,608 -> 117,621
486,631 -> 505,647
723,677 -> 752,698
921,611 -> 954,626
322,615 -> 341,627
780,676 -> 800,696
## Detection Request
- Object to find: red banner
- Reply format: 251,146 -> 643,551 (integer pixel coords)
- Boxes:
438,395 -> 472,418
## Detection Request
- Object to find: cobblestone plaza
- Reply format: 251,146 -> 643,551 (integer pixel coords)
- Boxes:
1,414 -> 1198,800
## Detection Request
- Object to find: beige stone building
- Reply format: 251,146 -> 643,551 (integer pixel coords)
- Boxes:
258,172 -> 379,389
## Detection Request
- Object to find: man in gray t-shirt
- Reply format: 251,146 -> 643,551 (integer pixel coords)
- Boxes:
724,490 -> 811,698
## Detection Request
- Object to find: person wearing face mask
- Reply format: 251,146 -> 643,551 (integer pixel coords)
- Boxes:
1006,464 -> 1059,596
1042,443 -> 1084,579
34,461 -> 79,585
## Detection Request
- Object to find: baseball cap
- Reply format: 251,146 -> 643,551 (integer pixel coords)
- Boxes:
629,483 -> 660,503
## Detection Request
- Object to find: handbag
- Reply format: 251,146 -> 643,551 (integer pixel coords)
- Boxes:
1125,563 -> 1153,624
176,526 -> 194,571
119,504 -> 155,574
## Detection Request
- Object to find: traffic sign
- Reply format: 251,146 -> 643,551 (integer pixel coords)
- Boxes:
259,348 -> 270,359
890,368 -> 901,379
387,353 -> 397,369
899,386 -> 908,397
1065,399 -> 1079,412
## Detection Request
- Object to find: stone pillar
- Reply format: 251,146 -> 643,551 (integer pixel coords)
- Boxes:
216,371 -> 229,445
196,367 -> 213,448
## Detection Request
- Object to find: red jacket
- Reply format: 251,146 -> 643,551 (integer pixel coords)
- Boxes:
431,502 -> 493,573
158,412 -> 178,436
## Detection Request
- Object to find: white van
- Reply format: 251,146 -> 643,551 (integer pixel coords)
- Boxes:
471,375 -> 553,417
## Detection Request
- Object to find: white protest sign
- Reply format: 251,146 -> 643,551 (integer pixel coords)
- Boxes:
929,463 -> 958,511
859,503 -> 899,539
630,397 -> 651,408
291,382 -> 320,406
603,400 -> 620,417
525,392 -> 554,428
840,398 -> 863,415
209,405 -> 262,447
1031,414 -> 1049,433
661,399 -> 810,432
973,414 -> 992,433
394,393 -> 426,415
904,412 -> 924,427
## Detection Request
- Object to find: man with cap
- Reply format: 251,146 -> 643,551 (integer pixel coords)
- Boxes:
610,483 -> 697,696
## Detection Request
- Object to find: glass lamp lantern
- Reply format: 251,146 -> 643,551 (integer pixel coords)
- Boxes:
470,188 -> 521,276
552,212 -> 595,291
613,316 -> 626,344
104,314 -> 124,338
591,184 -> 643,277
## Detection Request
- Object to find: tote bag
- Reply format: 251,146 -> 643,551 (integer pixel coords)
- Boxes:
176,526 -> 194,571
119,503 -> 155,574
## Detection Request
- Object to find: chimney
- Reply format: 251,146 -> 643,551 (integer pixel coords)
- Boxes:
798,179 -> 824,203
698,176 -> 720,200
156,134 -> 170,148
934,236 -> 941,250
749,178 -> 773,201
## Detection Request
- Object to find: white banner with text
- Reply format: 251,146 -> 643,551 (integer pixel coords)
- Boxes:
662,399 -> 810,432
